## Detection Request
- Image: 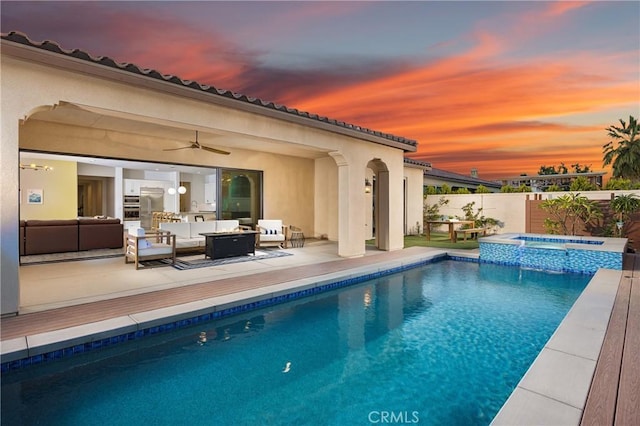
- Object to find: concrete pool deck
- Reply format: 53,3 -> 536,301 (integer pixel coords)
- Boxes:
1,243 -> 637,425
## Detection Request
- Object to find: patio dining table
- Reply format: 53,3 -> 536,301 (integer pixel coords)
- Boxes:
425,219 -> 476,243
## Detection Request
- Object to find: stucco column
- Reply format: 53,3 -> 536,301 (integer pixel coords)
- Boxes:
330,152 -> 366,257
386,164 -> 405,251
1,113 -> 20,315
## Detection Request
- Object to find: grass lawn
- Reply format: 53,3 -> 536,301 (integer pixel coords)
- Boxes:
367,232 -> 480,250
404,232 -> 480,250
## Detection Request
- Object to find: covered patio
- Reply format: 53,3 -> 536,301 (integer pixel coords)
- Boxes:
1,32 -> 426,317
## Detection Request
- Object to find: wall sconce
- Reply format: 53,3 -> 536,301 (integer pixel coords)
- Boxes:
365,178 -> 372,193
20,163 -> 53,171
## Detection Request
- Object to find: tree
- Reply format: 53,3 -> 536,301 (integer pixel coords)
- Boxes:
538,165 -> 557,175
571,163 -> 591,173
438,184 -> 452,194
610,193 -> 640,237
423,196 -> 450,231
538,163 -> 568,175
461,201 -> 501,231
540,193 -> 603,235
424,186 -> 438,195
569,176 -> 598,191
602,115 -> 640,182
604,177 -> 640,190
475,185 -> 491,194
545,184 -> 562,192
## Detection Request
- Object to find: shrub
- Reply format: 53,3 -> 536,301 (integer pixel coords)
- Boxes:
475,185 -> 492,193
540,193 -> 603,235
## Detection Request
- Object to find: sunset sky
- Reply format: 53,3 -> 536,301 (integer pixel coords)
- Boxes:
2,1 -> 639,180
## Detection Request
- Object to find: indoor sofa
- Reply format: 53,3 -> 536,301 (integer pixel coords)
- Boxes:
21,218 -> 124,256
159,220 -> 241,252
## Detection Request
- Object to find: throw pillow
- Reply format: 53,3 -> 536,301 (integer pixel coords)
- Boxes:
138,239 -> 152,249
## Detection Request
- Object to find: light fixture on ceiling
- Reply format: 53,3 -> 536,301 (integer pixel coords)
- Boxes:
168,186 -> 187,195
365,178 -> 372,193
19,163 -> 53,171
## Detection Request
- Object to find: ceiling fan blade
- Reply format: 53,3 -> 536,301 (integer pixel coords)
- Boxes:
200,145 -> 231,155
163,145 -> 194,151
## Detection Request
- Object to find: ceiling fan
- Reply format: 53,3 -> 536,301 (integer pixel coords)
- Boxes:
163,131 -> 230,155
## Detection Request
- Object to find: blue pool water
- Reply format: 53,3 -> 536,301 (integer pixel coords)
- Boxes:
1,261 -> 590,425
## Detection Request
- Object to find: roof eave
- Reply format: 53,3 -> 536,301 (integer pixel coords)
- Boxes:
1,36 -> 417,153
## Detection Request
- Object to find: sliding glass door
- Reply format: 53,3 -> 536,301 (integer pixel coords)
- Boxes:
219,168 -> 262,227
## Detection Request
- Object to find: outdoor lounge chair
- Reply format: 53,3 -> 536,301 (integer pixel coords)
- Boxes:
256,219 -> 286,248
125,228 -> 176,270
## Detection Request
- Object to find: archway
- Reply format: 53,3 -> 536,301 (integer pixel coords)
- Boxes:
367,159 -> 390,250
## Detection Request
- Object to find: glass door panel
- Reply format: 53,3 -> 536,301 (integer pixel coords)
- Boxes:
219,169 -> 262,228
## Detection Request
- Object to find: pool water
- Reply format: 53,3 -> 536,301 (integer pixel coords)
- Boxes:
1,261 -> 590,425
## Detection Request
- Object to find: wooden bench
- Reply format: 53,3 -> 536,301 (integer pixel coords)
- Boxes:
455,227 -> 486,241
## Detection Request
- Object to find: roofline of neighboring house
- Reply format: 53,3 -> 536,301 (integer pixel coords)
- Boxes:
1,31 -> 417,153
424,167 -> 502,188
404,157 -> 432,170
501,171 -> 607,181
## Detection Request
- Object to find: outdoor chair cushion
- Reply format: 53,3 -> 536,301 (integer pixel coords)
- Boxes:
256,220 -> 285,245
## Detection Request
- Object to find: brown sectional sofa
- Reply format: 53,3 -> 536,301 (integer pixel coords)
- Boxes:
78,218 -> 123,251
21,218 -> 124,256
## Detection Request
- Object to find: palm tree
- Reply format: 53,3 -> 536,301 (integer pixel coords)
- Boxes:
602,116 -> 640,181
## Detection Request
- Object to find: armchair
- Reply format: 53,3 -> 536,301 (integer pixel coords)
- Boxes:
125,228 -> 176,270
256,219 -> 286,248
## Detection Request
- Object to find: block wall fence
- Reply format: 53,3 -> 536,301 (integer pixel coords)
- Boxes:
425,190 -> 640,250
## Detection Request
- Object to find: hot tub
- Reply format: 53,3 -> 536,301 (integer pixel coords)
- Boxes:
479,233 -> 628,274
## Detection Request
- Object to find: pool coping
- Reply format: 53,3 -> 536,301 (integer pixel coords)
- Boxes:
481,232 -> 628,253
491,267 -> 622,425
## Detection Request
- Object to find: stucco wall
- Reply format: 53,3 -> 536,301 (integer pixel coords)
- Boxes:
2,44 -> 420,314
405,167 -> 425,235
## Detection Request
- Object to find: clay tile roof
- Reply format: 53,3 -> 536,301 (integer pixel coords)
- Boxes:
2,31 -> 418,149
403,158 -> 432,169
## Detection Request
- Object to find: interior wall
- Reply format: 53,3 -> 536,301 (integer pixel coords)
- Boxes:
19,158 -> 77,220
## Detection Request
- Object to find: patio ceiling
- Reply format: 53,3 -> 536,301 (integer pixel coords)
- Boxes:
21,101 -> 331,171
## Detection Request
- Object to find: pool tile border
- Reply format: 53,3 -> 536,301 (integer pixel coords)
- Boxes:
1,252 -> 449,373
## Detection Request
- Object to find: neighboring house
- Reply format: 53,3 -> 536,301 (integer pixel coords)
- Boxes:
500,172 -> 607,192
1,32 -> 425,315
423,167 -> 502,193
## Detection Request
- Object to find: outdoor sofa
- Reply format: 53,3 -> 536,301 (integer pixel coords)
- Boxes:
159,220 -> 243,252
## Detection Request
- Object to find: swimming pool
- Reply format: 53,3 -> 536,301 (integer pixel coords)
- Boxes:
1,260 -> 589,425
